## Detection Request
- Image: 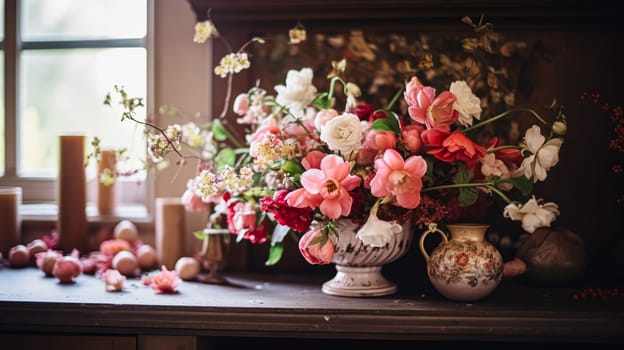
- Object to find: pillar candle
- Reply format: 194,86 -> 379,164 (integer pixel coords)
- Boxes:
0,186 -> 21,256
97,148 -> 117,215
57,135 -> 89,254
155,197 -> 186,269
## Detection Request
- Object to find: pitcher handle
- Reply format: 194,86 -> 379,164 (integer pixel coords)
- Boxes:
419,223 -> 448,263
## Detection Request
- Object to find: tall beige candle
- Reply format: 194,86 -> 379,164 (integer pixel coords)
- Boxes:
57,135 -> 89,254
155,197 -> 186,269
97,148 -> 117,215
0,186 -> 21,256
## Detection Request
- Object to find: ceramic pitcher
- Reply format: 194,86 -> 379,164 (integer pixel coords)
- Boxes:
419,223 -> 503,301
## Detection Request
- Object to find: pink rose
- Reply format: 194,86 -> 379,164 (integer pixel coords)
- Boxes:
299,229 -> 334,265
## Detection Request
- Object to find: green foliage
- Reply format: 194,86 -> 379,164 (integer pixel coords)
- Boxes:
215,148 -> 236,170
371,111 -> 400,134
454,162 -> 478,207
212,120 -> 229,141
265,243 -> 284,266
506,176 -> 533,197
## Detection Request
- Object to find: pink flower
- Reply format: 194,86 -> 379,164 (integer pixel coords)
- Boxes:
313,108 -> 338,130
286,154 -> 361,219
181,186 -> 210,213
357,130 -> 397,165
250,123 -> 280,143
370,149 -> 427,209
401,124 -> 424,154
298,229 -> 334,265
301,150 -> 326,170
226,200 -> 268,244
99,239 -> 131,256
102,269 -> 126,292
233,93 -> 250,116
53,256 -> 82,284
404,77 -> 458,132
150,265 -> 181,293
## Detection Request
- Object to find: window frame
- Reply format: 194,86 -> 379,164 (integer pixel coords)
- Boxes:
0,0 -> 155,217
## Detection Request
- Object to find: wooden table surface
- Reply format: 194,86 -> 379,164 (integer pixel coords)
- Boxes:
0,267 -> 623,344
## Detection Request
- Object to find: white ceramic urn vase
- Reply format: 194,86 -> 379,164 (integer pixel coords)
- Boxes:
322,219 -> 413,297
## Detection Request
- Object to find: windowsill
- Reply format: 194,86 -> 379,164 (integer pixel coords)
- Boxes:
20,203 -> 152,225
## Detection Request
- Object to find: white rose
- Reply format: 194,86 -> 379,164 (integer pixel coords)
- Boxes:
356,212 -> 403,247
320,113 -> 367,156
503,196 -> 560,233
450,80 -> 482,126
274,67 -> 317,112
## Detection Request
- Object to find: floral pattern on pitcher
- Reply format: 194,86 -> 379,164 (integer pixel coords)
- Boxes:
428,239 -> 503,288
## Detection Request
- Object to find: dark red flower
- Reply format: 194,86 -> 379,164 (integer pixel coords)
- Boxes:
353,103 -> 375,120
260,190 -> 313,233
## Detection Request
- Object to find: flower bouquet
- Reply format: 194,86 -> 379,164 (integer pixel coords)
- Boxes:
107,13 -> 567,295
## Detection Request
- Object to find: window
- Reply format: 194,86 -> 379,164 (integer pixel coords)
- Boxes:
1,0 -> 152,214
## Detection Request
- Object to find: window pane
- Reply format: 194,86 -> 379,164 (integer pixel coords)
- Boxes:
0,0 -> 4,41
22,0 -> 146,41
20,48 -> 146,178
0,51 -> 4,176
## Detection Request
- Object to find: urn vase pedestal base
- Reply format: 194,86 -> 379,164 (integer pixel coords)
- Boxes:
322,265 -> 397,297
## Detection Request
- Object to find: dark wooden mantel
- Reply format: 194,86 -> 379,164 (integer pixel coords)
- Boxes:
1,267 -> 623,346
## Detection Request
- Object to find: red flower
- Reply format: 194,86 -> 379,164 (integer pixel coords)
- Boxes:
353,103 -> 375,120
226,200 -> 268,244
260,190 -> 312,233
486,136 -> 523,165
424,129 -> 486,168
454,252 -> 470,267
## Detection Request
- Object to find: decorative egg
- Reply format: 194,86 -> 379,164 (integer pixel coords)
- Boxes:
175,257 -> 200,281
136,244 -> 157,270
114,220 -> 139,243
112,250 -> 139,276
27,239 -> 48,257
9,245 -> 30,268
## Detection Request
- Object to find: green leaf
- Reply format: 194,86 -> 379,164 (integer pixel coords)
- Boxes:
265,243 -> 284,266
212,120 -> 228,141
458,186 -> 478,207
454,162 -> 478,207
194,230 -> 209,240
215,148 -> 236,170
371,113 -> 400,134
311,92 -> 331,110
507,176 -> 533,196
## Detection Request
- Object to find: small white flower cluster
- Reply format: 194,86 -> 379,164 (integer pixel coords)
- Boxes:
250,133 -> 298,172
193,20 -> 219,44
193,166 -> 254,202
214,52 -> 251,78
